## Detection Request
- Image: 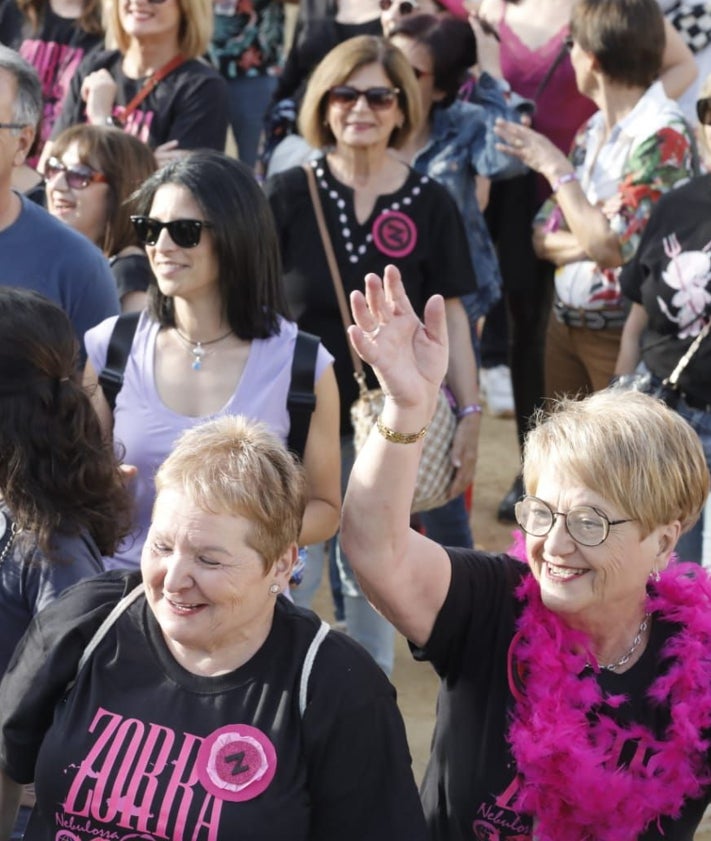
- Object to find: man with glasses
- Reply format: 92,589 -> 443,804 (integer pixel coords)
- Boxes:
0,45 -> 118,362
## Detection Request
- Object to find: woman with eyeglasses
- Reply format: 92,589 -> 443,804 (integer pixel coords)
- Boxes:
340,265 -> 711,840
0,287 -> 132,840
265,35 -> 479,676
42,0 -> 228,171
491,0 -> 697,411
46,124 -> 157,312
260,0 -> 383,173
613,75 -> 711,565
82,150 -> 341,574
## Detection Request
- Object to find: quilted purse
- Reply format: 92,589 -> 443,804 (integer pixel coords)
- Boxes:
303,163 -> 455,513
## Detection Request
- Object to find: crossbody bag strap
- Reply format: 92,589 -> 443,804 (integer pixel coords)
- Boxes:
298,619 -> 330,717
286,329 -> 320,460
115,53 -> 187,125
65,583 -> 145,694
666,318 -> 711,387
302,163 -> 368,395
98,310 -> 141,412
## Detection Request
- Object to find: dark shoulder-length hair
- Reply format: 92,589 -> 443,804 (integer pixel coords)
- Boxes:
390,13 -> 477,107
131,150 -> 289,339
0,288 -> 132,557
50,124 -> 157,257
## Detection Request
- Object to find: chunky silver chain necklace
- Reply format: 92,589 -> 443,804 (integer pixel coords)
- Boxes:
0,513 -> 17,567
594,613 -> 651,672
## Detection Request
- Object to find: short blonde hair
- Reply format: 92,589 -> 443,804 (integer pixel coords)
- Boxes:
523,390 -> 709,537
104,0 -> 213,59
154,416 -> 306,569
298,35 -> 422,150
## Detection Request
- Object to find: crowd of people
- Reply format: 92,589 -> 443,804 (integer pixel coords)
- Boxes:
2,0 -> 711,839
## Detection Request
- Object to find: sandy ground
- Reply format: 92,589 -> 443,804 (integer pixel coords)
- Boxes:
310,409 -> 711,838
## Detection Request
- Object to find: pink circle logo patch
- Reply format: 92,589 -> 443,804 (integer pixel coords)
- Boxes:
372,210 -> 417,258
197,725 -> 277,802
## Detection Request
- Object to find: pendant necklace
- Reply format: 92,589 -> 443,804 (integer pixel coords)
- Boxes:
173,327 -> 232,371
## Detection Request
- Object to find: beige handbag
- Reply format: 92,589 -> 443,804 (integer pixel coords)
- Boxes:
303,164 -> 455,513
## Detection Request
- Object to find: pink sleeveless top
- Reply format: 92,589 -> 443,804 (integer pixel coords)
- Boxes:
499,8 -> 596,156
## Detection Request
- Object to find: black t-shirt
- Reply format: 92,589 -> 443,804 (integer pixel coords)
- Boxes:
0,570 -> 427,841
18,8 -> 103,153
273,1 -> 382,106
0,0 -> 22,46
412,549 -> 711,841
109,251 -> 153,301
619,174 -> 711,404
51,49 -> 229,151
266,157 -> 477,432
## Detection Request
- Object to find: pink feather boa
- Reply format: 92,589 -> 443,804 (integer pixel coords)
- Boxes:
506,531 -> 711,840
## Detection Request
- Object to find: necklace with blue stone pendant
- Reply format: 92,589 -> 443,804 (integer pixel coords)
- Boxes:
174,327 -> 233,371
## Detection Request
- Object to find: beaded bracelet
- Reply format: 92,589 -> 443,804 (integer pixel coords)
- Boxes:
457,403 -> 483,420
551,172 -> 578,193
376,415 -> 429,444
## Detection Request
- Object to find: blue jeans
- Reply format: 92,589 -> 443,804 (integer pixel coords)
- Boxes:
419,494 -> 473,548
336,436 -> 395,676
290,541 -> 344,622
225,74 -> 277,169
672,396 -> 711,564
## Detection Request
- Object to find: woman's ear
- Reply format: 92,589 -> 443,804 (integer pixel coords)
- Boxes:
271,543 -> 298,588
655,520 -> 682,570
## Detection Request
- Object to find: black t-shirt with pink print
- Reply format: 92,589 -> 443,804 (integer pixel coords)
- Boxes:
51,48 -> 229,152
17,8 -> 103,156
620,173 -> 711,404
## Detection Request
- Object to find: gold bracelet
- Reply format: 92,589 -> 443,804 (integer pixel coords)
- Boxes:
375,415 -> 429,444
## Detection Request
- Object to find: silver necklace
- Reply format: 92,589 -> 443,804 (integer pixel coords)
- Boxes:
173,327 -> 232,371
594,613 -> 651,672
0,519 -> 17,567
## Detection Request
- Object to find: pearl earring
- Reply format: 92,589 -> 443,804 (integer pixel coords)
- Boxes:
269,583 -> 280,595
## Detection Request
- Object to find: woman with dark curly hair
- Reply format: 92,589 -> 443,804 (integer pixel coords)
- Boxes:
0,287 -> 132,677
0,286 -> 132,838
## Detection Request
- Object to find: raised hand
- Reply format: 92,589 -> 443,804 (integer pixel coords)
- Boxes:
348,265 -> 448,419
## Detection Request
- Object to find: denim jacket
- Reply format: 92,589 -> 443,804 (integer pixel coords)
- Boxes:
412,73 -> 527,321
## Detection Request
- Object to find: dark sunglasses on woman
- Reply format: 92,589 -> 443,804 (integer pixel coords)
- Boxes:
379,0 -> 419,12
696,97 -> 711,126
130,216 -> 214,249
44,157 -> 108,190
327,86 -> 400,110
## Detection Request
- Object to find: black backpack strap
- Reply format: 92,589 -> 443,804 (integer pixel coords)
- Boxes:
98,311 -> 141,412
287,330 -> 319,460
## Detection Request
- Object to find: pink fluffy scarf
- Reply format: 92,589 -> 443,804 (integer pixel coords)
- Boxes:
507,538 -> 711,841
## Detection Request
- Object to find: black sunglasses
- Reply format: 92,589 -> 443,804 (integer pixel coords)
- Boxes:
697,97 -> 711,126
130,216 -> 214,248
379,0 -> 418,11
327,85 -> 400,111
44,157 -> 108,190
